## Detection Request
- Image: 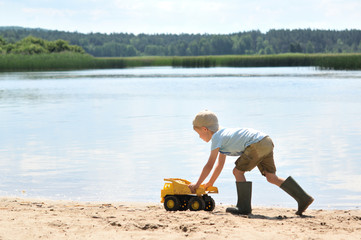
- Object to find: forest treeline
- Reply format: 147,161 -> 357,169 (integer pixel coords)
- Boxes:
0,27 -> 361,57
0,35 -> 84,55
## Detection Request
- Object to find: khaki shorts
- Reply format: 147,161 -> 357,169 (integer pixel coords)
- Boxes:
235,136 -> 276,176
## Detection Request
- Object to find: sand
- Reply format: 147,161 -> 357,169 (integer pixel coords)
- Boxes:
0,197 -> 360,240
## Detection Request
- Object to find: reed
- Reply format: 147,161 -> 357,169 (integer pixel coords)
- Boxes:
171,56 -> 217,68
121,56 -> 174,67
1,53 -> 361,71
0,53 -> 97,71
169,54 -> 361,69
312,53 -> 361,70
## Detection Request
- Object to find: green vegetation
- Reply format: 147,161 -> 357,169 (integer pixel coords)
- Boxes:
0,35 -> 127,71
0,53 -> 126,71
0,27 -> 360,57
134,54 -> 361,70
0,35 -> 104,71
1,53 -> 360,72
0,35 -> 84,55
311,54 -> 361,70
0,34 -> 360,71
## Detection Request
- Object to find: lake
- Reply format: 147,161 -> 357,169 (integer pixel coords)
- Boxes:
0,67 -> 360,210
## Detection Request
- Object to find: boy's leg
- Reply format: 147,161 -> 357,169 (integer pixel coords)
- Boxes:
228,137 -> 274,215
264,172 -> 313,215
264,172 -> 285,187
280,176 -> 314,215
256,141 -> 313,215
233,167 -> 246,182
227,167 -> 252,215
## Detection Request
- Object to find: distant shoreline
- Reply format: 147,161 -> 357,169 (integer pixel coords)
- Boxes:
2,27 -> 361,58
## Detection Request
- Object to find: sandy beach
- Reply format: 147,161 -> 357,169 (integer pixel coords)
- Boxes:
0,197 -> 360,240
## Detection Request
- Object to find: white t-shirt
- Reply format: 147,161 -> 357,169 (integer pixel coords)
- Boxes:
211,128 -> 267,156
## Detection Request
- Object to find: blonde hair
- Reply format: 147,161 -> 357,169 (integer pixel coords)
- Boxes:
192,110 -> 219,132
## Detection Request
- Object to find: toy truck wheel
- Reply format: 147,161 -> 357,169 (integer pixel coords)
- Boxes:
188,197 -> 205,211
164,196 -> 180,211
178,196 -> 189,211
203,195 -> 216,211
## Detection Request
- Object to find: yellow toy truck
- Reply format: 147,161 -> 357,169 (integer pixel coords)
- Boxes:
160,178 -> 218,211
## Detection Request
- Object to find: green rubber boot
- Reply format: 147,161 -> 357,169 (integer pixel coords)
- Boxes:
226,182 -> 252,215
280,176 -> 314,215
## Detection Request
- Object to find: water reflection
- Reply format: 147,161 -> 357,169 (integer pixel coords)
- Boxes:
0,67 -> 360,209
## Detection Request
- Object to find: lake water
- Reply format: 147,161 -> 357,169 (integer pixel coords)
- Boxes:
1,67 -> 360,210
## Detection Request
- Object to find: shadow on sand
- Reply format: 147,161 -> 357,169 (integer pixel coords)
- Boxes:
246,213 -> 315,220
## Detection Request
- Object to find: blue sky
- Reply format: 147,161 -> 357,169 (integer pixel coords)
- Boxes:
1,0 -> 360,34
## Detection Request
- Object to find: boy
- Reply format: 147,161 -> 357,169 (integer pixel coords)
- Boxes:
188,110 -> 314,215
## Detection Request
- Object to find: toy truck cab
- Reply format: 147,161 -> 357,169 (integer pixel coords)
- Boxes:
161,178 -> 218,211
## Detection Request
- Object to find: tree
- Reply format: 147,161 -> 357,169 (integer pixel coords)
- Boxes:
17,36 -> 46,47
1,36 -> 85,55
175,41 -> 188,56
334,39 -> 344,53
145,45 -> 165,56
0,36 -> 6,46
290,43 -> 303,53
13,43 -> 47,54
198,38 -> 211,55
0,36 -> 5,54
54,39 -> 70,52
187,40 -> 199,56
305,41 -> 315,53
211,36 -> 233,55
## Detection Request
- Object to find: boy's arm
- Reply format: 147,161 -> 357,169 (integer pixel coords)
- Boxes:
188,148 -> 219,193
205,152 -> 226,188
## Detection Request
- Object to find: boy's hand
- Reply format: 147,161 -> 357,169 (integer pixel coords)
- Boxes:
188,183 -> 199,194
204,182 -> 213,190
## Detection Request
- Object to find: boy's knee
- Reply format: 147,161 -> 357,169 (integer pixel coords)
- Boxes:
233,167 -> 244,176
266,176 -> 273,183
264,172 -> 284,186
232,168 -> 238,176
265,172 -> 276,183
233,167 -> 247,182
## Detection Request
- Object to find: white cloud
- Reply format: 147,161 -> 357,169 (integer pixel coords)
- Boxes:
112,0 -> 147,11
22,7 -> 77,17
88,9 -> 108,20
156,1 -> 174,11
1,0 -> 361,34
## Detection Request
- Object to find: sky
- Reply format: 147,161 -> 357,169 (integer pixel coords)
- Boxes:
0,0 -> 360,34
